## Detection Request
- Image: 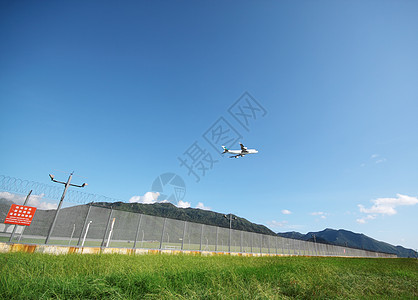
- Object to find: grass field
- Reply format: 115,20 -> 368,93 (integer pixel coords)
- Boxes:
0,253 -> 416,299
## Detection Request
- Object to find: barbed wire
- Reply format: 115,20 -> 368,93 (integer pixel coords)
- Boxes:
0,175 -> 121,204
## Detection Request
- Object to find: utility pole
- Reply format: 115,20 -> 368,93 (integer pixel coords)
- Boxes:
224,214 -> 237,253
45,172 -> 87,244
312,234 -> 318,256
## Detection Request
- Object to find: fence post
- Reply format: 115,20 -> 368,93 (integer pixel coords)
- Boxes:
77,202 -> 93,246
293,239 -> 296,255
240,231 -> 243,253
251,233 -> 253,253
300,240 -> 305,255
268,236 -> 270,254
133,214 -> 143,249
293,239 -> 297,255
199,224 -> 204,251
294,239 -> 297,255
260,235 -> 262,254
275,237 -> 278,255
282,238 -> 285,255
159,218 -> 167,250
105,217 -> 116,248
181,221 -> 187,250
68,224 -> 76,246
101,208 -> 113,248
9,190 -> 32,243
215,226 -> 218,252
228,224 -> 231,253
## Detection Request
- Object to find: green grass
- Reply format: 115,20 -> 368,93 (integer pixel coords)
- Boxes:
0,253 -> 416,299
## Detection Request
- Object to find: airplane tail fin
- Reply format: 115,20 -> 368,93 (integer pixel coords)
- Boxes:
221,146 -> 228,154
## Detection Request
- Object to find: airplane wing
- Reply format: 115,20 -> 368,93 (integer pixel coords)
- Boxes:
230,153 -> 245,158
239,143 -> 247,151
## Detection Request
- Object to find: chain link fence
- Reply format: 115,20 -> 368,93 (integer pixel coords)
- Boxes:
0,175 -> 396,257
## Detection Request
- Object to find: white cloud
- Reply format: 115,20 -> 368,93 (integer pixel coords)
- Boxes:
128,193 -> 195,209
0,191 -> 25,204
129,192 -> 160,204
281,209 -> 292,215
358,204 -> 396,215
310,211 -> 324,216
31,197 -> 57,210
176,200 -> 191,208
370,153 -> 387,164
267,220 -> 288,228
196,202 -> 211,210
310,211 -> 327,219
310,211 -> 325,216
0,191 -> 57,210
266,220 -> 303,230
358,194 -> 418,216
356,214 -> 376,224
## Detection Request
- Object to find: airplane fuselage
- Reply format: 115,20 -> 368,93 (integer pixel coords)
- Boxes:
222,144 -> 258,158
227,149 -> 258,155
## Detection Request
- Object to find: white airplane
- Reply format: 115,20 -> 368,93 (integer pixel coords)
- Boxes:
221,143 -> 258,158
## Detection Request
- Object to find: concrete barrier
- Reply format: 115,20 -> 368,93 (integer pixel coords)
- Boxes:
0,242 -> 397,258
0,242 -> 291,257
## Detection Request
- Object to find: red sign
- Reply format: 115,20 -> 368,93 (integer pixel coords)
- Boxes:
4,204 -> 37,226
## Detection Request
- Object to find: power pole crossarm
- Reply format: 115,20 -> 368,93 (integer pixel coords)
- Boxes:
49,174 -> 87,187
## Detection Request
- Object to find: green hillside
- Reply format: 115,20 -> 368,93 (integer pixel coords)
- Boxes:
95,201 -> 277,235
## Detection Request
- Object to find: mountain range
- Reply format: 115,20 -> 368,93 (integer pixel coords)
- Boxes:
277,229 -> 417,258
95,201 -> 277,235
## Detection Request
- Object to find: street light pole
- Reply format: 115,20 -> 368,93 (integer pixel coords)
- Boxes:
224,214 -> 237,253
312,234 -> 318,256
45,172 -> 87,244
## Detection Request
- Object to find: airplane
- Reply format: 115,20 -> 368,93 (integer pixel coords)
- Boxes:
221,143 -> 258,158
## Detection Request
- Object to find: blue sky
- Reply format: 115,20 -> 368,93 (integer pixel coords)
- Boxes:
1,1 -> 417,250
